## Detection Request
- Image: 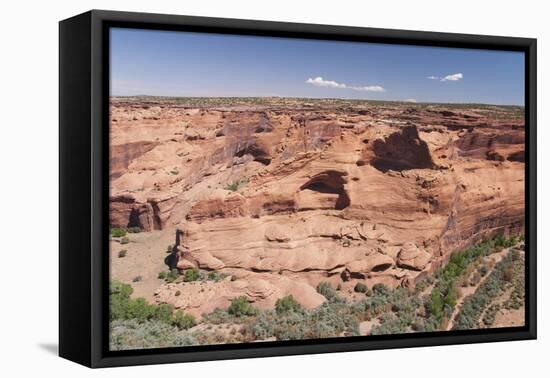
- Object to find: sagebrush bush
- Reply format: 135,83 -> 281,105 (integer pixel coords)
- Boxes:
316,282 -> 341,302
120,236 -> 130,245
118,250 -> 127,258
127,227 -> 141,233
172,311 -> 196,330
110,319 -> 198,350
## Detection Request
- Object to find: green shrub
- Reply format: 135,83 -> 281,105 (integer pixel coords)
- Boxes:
166,269 -> 180,283
172,311 -> 196,330
110,280 -> 184,327
354,282 -> 368,293
154,304 -> 176,323
127,227 -> 141,233
158,269 -> 179,283
316,282 -> 339,301
110,280 -> 134,321
118,250 -> 127,258
183,268 -> 200,282
111,227 -> 127,237
372,283 -> 391,296
120,236 -> 130,245
275,295 -> 302,315
207,271 -> 221,281
225,178 -> 248,192
228,296 -> 257,317
427,287 -> 444,320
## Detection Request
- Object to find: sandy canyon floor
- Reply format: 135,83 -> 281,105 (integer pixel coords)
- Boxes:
108,97 -> 526,349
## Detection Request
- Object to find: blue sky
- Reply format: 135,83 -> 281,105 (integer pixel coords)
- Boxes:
110,28 -> 525,105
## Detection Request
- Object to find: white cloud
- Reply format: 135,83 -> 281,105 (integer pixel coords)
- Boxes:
306,76 -> 385,92
403,98 -> 417,103
441,73 -> 463,81
349,85 -> 386,92
305,77 -> 346,89
427,73 -> 464,82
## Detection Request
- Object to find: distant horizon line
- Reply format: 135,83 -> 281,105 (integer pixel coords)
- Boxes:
109,94 -> 524,107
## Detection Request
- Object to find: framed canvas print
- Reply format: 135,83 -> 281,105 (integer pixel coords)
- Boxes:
59,10 -> 537,368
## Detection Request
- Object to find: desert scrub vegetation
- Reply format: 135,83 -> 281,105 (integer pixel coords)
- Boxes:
252,300 -> 360,340
417,234 -> 521,331
183,268 -> 201,282
110,227 -> 127,238
224,178 -> 249,192
158,268 -> 179,283
452,249 -> 522,330
117,249 -> 127,258
422,239 -> 495,330
275,295 -> 302,315
110,280 -> 196,328
172,310 -> 197,330
120,236 -> 130,245
207,270 -> 227,282
228,296 -> 258,317
316,282 -> 343,302
503,249 -> 525,310
360,285 -> 423,335
110,319 -> 199,350
354,282 -> 368,293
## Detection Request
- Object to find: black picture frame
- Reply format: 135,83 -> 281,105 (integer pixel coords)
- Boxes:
59,9 -> 537,368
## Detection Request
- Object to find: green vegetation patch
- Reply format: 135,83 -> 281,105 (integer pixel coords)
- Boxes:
228,296 -> 258,317
111,227 -> 127,238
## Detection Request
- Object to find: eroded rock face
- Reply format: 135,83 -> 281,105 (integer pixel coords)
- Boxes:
110,98 -> 525,315
397,242 -> 432,271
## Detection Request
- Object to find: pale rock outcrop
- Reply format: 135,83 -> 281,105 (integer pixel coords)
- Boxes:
397,242 -> 432,271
